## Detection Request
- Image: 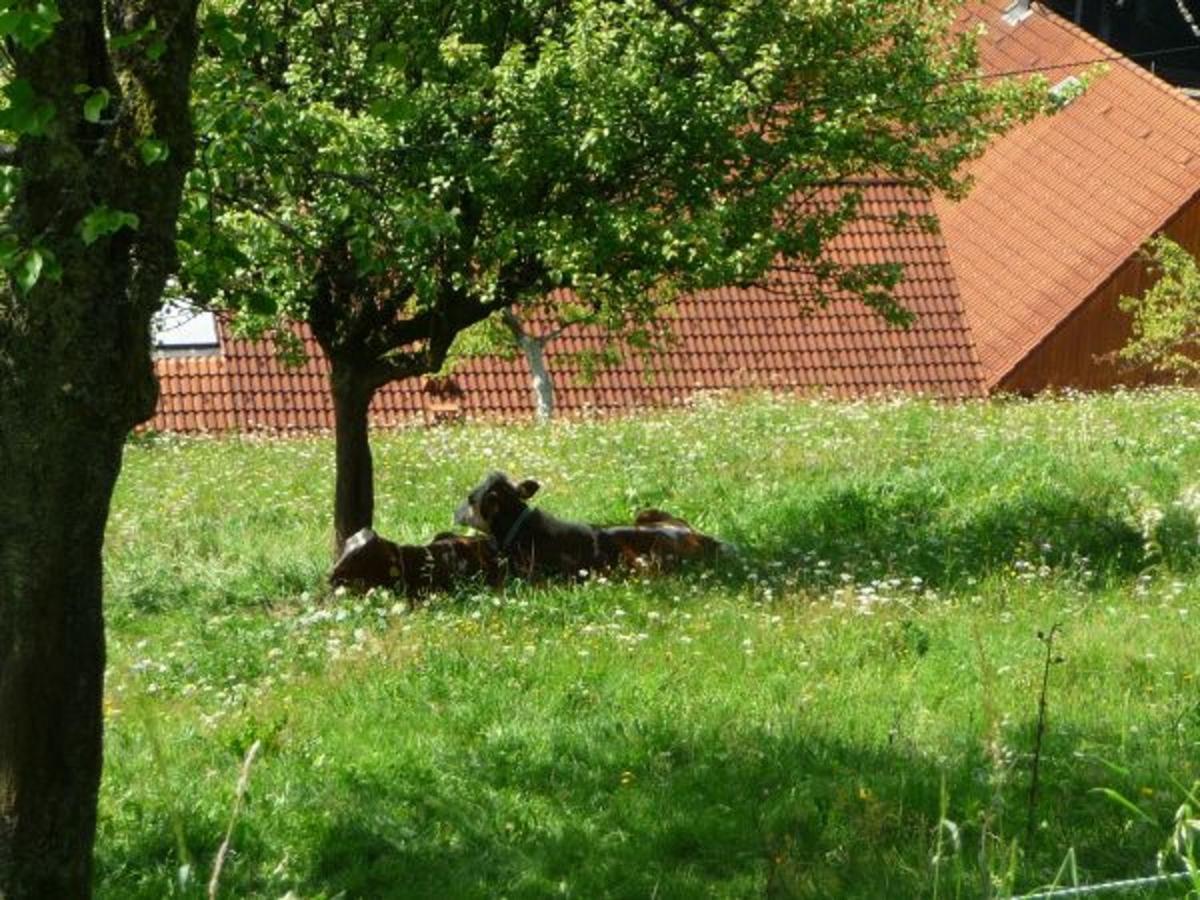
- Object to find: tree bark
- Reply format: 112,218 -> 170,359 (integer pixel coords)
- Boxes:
0,1 -> 200,895
330,363 -> 378,554
522,336 -> 555,422
0,408 -> 126,898
502,310 -> 557,422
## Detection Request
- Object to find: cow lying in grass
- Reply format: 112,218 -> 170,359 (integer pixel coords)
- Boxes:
329,529 -> 503,602
330,473 -> 724,599
454,471 -> 724,581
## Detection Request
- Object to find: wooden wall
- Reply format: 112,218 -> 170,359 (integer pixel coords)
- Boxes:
998,191 -> 1200,394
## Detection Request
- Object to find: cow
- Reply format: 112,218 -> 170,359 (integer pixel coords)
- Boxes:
329,528 -> 503,602
453,471 -> 724,580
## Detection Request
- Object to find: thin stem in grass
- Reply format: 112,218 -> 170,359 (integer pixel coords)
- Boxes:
931,775 -> 960,900
1027,623 -> 1063,849
208,739 -> 263,900
140,706 -> 195,890
972,621 -> 1015,900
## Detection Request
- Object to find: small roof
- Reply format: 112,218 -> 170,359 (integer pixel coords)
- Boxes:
152,301 -> 220,352
149,182 -> 984,432
934,0 -> 1200,387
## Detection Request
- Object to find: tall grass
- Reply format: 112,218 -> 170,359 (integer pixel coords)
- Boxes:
97,390 -> 1200,897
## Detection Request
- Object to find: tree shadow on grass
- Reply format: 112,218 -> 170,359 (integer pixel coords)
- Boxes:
291,718 -> 1189,900
724,480 -> 1149,591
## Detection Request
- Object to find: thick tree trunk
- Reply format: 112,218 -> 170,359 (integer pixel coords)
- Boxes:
312,248 -> 534,555
0,2 -> 200,894
0,409 -> 126,898
330,364 -> 379,555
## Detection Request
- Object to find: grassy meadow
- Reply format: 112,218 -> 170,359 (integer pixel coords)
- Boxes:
97,390 -> 1200,898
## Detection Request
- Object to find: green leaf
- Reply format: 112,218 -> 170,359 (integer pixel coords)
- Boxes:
83,88 -> 110,124
38,248 -> 61,283
0,239 -> 53,293
139,137 -> 169,165
15,247 -> 42,292
0,2 -> 61,50
0,79 -> 55,137
1089,787 -> 1158,826
245,290 -> 277,316
204,14 -> 244,57
0,166 -> 20,207
368,41 -> 406,69
0,235 -> 22,270
79,206 -> 140,245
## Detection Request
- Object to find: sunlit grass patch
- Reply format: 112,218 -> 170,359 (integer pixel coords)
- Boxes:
98,390 -> 1200,898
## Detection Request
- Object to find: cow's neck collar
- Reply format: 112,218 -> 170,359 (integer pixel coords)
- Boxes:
500,505 -> 535,552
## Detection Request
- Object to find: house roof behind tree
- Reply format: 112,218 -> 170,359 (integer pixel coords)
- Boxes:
933,0 -> 1200,388
150,182 -> 984,432
151,1 -> 1200,429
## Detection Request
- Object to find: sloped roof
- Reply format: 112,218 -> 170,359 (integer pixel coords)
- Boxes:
933,0 -> 1200,387
150,182 -> 984,432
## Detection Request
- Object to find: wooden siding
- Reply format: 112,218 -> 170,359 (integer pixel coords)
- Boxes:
998,190 -> 1200,394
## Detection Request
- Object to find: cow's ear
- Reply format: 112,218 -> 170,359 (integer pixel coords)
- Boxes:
516,479 -> 540,499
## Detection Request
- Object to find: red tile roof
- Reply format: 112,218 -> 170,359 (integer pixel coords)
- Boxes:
154,1 -> 1200,428
150,182 -> 984,431
933,0 -> 1200,387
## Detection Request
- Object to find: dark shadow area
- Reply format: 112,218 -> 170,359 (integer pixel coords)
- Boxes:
311,479 -> 1162,614
108,473 -> 1178,618
719,480 -> 1151,592
279,718 -> 1195,899
93,700 -> 1199,899
1155,505 -> 1200,571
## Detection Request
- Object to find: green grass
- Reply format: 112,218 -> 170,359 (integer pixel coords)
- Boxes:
97,390 -> 1200,898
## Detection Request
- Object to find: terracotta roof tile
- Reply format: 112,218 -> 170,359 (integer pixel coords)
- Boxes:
933,0 -> 1200,387
150,188 -> 985,431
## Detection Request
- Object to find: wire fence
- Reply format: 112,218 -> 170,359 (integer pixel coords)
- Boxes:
1018,869 -> 1195,899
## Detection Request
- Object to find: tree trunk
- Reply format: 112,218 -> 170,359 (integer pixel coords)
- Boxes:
0,2 -> 200,894
501,310 -> 557,422
522,337 -> 556,423
0,409 -> 126,898
330,363 -> 378,554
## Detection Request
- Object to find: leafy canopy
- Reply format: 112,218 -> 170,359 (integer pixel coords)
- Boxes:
180,0 -> 1049,368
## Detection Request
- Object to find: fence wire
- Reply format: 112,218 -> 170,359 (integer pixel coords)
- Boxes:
1019,870 -> 1194,899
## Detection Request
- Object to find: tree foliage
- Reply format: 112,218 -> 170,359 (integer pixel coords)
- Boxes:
181,0 -> 1049,358
1118,234 -> 1200,376
177,0 -> 1051,546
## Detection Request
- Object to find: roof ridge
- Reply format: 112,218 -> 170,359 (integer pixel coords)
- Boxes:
940,1 -> 1200,387
1027,0 -> 1200,119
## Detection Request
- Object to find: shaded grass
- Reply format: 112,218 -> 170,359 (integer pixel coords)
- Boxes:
97,390 -> 1200,897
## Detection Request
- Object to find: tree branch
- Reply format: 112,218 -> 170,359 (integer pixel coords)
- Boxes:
500,307 -> 527,340
645,0 -> 734,74
310,168 -> 389,202
213,189 -> 315,249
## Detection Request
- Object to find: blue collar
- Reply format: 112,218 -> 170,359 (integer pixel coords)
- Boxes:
500,506 -> 535,552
